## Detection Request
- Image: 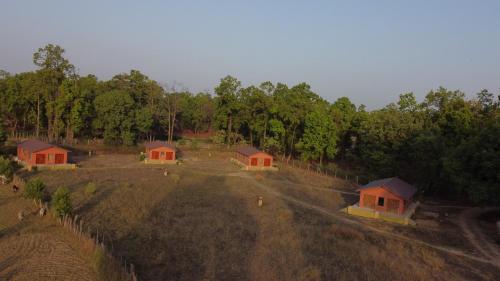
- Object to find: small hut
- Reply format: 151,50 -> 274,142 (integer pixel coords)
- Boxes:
357,177 -> 416,215
17,140 -> 69,166
233,147 -> 273,170
144,141 -> 176,164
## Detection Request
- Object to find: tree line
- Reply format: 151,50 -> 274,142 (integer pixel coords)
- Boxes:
0,44 -> 214,145
1,44 -> 499,205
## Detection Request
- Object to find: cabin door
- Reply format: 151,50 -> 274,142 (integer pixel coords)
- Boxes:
152,151 -> 160,160
387,199 -> 400,214
251,158 -> 258,166
166,152 -> 173,160
55,154 -> 65,164
35,154 -> 46,164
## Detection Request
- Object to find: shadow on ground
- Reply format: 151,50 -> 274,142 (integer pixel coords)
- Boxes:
113,175 -> 258,281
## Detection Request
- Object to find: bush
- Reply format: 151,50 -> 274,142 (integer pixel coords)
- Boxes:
84,182 -> 97,195
0,156 -> 14,183
210,130 -> 226,144
24,179 -> 45,203
139,153 -> 146,161
52,186 -> 72,218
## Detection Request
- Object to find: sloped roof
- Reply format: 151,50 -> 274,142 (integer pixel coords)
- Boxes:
18,139 -> 67,153
357,177 -> 416,200
144,141 -> 175,150
236,146 -> 271,157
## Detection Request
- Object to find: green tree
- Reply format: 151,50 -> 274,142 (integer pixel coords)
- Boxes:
0,156 -> 14,183
296,107 -> 338,165
240,85 -> 271,146
0,115 -> 6,148
56,75 -> 98,141
24,179 -> 46,205
33,44 -> 75,139
52,186 -> 72,218
214,76 -> 242,145
93,90 -> 136,145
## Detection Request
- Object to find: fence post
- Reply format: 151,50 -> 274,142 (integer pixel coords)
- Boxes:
356,176 -> 359,184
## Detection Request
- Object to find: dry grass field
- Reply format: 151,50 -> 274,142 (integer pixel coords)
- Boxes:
1,147 -> 499,281
0,188 -> 100,281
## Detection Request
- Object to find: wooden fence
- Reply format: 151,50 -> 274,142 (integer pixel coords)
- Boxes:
59,215 -> 139,281
8,132 -> 104,146
275,157 -> 371,186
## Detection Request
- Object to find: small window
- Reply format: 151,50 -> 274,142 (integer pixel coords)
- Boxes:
377,197 -> 385,206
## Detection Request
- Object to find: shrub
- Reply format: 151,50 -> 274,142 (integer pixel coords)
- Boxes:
84,182 -> 97,195
52,186 -> 72,218
210,130 -> 226,144
0,156 -> 14,183
139,154 -> 146,161
24,179 -> 45,203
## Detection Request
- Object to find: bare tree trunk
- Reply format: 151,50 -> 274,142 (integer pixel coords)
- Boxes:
36,94 -> 40,137
227,114 -> 232,147
262,117 -> 267,147
170,112 -> 176,143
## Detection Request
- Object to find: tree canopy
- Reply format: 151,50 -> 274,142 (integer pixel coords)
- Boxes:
1,44 -> 499,205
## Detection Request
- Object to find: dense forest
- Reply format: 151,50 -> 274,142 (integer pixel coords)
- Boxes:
0,44 -> 499,205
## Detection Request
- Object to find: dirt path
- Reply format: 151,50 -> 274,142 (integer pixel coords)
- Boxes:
458,207 -> 500,266
236,173 -> 500,268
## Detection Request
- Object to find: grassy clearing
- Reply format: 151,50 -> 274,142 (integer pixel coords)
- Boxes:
2,150 -> 499,280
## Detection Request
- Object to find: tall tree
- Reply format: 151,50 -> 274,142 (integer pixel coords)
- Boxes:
33,44 -> 74,139
56,75 -> 98,142
214,76 -> 242,145
93,90 -> 136,145
162,92 -> 184,143
296,106 -> 338,165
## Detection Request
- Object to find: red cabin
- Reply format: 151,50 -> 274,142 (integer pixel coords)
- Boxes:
234,147 -> 273,170
357,177 -> 416,215
144,141 -> 176,164
17,140 -> 69,166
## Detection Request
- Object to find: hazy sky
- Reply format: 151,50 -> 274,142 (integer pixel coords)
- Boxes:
1,0 -> 499,108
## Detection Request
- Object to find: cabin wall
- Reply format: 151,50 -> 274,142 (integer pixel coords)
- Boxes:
148,147 -> 176,161
359,187 -> 405,214
23,147 -> 68,166
235,152 -> 273,167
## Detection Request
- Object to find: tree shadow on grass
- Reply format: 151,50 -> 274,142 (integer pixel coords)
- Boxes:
114,175 -> 258,281
74,186 -> 115,215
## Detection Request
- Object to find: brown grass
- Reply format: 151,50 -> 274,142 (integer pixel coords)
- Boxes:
2,150 -> 499,281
